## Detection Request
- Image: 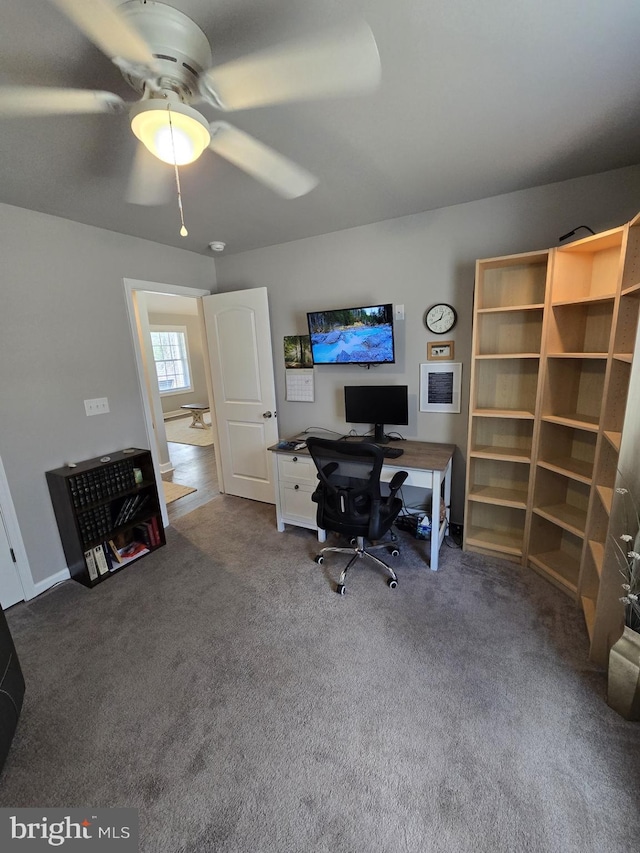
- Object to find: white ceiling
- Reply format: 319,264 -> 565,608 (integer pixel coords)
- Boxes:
1,0 -> 639,256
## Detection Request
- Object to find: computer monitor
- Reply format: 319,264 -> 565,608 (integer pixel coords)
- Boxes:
344,385 -> 409,444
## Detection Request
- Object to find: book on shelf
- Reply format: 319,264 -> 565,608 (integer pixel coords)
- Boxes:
114,493 -> 150,527
93,544 -> 109,575
133,522 -> 153,549
83,549 -> 98,582
107,539 -> 124,565
124,493 -> 149,524
100,541 -> 114,571
149,515 -> 161,546
119,541 -> 149,561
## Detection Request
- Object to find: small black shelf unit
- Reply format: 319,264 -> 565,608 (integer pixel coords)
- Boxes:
46,448 -> 165,588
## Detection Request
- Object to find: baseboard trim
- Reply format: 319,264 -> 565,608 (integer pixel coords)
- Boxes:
163,410 -> 185,421
33,567 -> 71,598
159,461 -> 174,474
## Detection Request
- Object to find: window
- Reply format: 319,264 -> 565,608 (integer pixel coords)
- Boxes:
150,326 -> 192,395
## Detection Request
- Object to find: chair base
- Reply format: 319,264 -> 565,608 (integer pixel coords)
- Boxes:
314,534 -> 399,594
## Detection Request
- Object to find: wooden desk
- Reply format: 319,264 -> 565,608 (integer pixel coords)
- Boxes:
269,439 -> 455,571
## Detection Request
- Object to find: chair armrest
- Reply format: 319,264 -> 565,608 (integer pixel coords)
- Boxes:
321,462 -> 339,477
388,471 -> 408,497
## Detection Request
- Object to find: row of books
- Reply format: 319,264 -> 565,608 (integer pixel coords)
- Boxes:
78,491 -> 151,547
69,461 -> 137,509
78,504 -> 112,548
113,493 -> 149,527
132,516 -> 162,549
83,530 -> 157,582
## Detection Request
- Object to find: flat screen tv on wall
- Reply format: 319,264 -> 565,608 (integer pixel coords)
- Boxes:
306,304 -> 395,365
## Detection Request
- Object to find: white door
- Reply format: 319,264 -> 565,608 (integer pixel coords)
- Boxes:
202,287 -> 278,503
0,506 -> 24,609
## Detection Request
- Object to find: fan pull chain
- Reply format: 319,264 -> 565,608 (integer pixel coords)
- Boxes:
167,105 -> 188,237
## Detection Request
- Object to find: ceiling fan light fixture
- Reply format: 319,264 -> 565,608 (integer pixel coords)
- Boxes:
130,100 -> 210,165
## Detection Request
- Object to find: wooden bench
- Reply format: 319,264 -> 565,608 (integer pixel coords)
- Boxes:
180,403 -> 210,429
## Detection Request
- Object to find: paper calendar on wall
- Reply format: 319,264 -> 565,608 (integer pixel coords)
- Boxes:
286,369 -> 315,402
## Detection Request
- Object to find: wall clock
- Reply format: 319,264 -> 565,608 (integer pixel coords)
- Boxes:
424,303 -> 457,334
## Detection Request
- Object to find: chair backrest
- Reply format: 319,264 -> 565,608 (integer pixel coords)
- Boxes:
306,437 -> 387,539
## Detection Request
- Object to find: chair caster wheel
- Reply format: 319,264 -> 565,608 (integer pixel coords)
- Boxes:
336,584 -> 346,595
349,537 -> 357,546
390,548 -> 400,557
314,555 -> 324,565
387,578 -> 398,589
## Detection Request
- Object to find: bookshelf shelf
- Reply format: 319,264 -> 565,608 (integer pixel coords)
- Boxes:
476,303 -> 545,314
465,525 -> 524,557
541,414 -> 600,432
470,446 -> 531,463
472,408 -> 535,419
46,448 -> 165,588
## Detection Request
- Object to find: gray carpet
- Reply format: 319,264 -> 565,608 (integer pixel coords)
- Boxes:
1,495 -> 638,853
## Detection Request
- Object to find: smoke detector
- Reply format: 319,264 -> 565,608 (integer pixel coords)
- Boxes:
208,241 -> 226,252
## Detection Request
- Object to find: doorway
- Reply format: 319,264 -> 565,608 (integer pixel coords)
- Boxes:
124,278 -> 219,527
0,456 -> 35,609
125,280 -> 279,525
142,291 -> 219,518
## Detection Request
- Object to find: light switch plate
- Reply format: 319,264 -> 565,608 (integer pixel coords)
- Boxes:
84,397 -> 110,416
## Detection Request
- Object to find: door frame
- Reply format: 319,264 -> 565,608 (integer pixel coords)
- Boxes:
123,278 -> 222,527
0,455 -> 36,603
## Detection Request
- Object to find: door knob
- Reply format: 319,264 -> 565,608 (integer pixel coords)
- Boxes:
262,411 -> 273,418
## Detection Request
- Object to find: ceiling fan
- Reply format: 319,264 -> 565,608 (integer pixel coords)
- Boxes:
0,0 -> 381,209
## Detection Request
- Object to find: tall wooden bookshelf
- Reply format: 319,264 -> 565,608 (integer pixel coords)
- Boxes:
465,213 -> 640,665
465,250 -> 551,560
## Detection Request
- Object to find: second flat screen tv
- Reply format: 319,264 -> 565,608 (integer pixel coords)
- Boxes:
307,304 -> 395,365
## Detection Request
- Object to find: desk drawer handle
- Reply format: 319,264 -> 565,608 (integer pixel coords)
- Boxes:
293,456 -> 298,462
294,484 -> 299,490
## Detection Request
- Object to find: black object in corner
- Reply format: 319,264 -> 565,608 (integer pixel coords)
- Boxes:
0,606 -> 25,774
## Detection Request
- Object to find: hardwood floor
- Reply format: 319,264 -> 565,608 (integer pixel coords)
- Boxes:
161,441 -> 219,521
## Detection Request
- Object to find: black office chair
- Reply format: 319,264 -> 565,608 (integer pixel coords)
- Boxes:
306,437 -> 408,595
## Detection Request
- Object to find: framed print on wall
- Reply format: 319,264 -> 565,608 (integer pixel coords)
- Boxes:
284,335 -> 313,369
419,362 -> 462,413
427,340 -> 454,361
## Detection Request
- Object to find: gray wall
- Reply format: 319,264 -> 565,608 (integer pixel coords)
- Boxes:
214,165 -> 640,523
0,203 -> 215,588
147,312 -> 208,415
2,165 -> 639,591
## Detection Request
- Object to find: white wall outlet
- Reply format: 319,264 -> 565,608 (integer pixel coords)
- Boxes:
84,397 -> 110,416
395,304 -> 405,320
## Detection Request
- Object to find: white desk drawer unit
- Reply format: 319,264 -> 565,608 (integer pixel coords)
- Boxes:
278,453 -> 316,485
269,439 -> 455,571
274,452 -> 320,534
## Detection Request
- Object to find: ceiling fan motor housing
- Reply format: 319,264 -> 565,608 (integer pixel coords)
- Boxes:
118,1 -> 212,101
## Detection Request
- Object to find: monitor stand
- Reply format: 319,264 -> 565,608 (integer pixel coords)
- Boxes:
373,423 -> 389,444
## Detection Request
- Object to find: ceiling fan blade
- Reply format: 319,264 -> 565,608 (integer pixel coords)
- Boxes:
49,0 -> 156,72
0,86 -> 125,117
200,21 -> 380,111
208,122 -> 318,199
126,143 -> 174,206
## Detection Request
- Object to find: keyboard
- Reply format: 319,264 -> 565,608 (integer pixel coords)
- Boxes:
382,446 -> 404,458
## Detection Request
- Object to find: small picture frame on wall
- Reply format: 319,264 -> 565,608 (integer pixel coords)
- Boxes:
427,340 -> 454,361
419,362 -> 462,413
